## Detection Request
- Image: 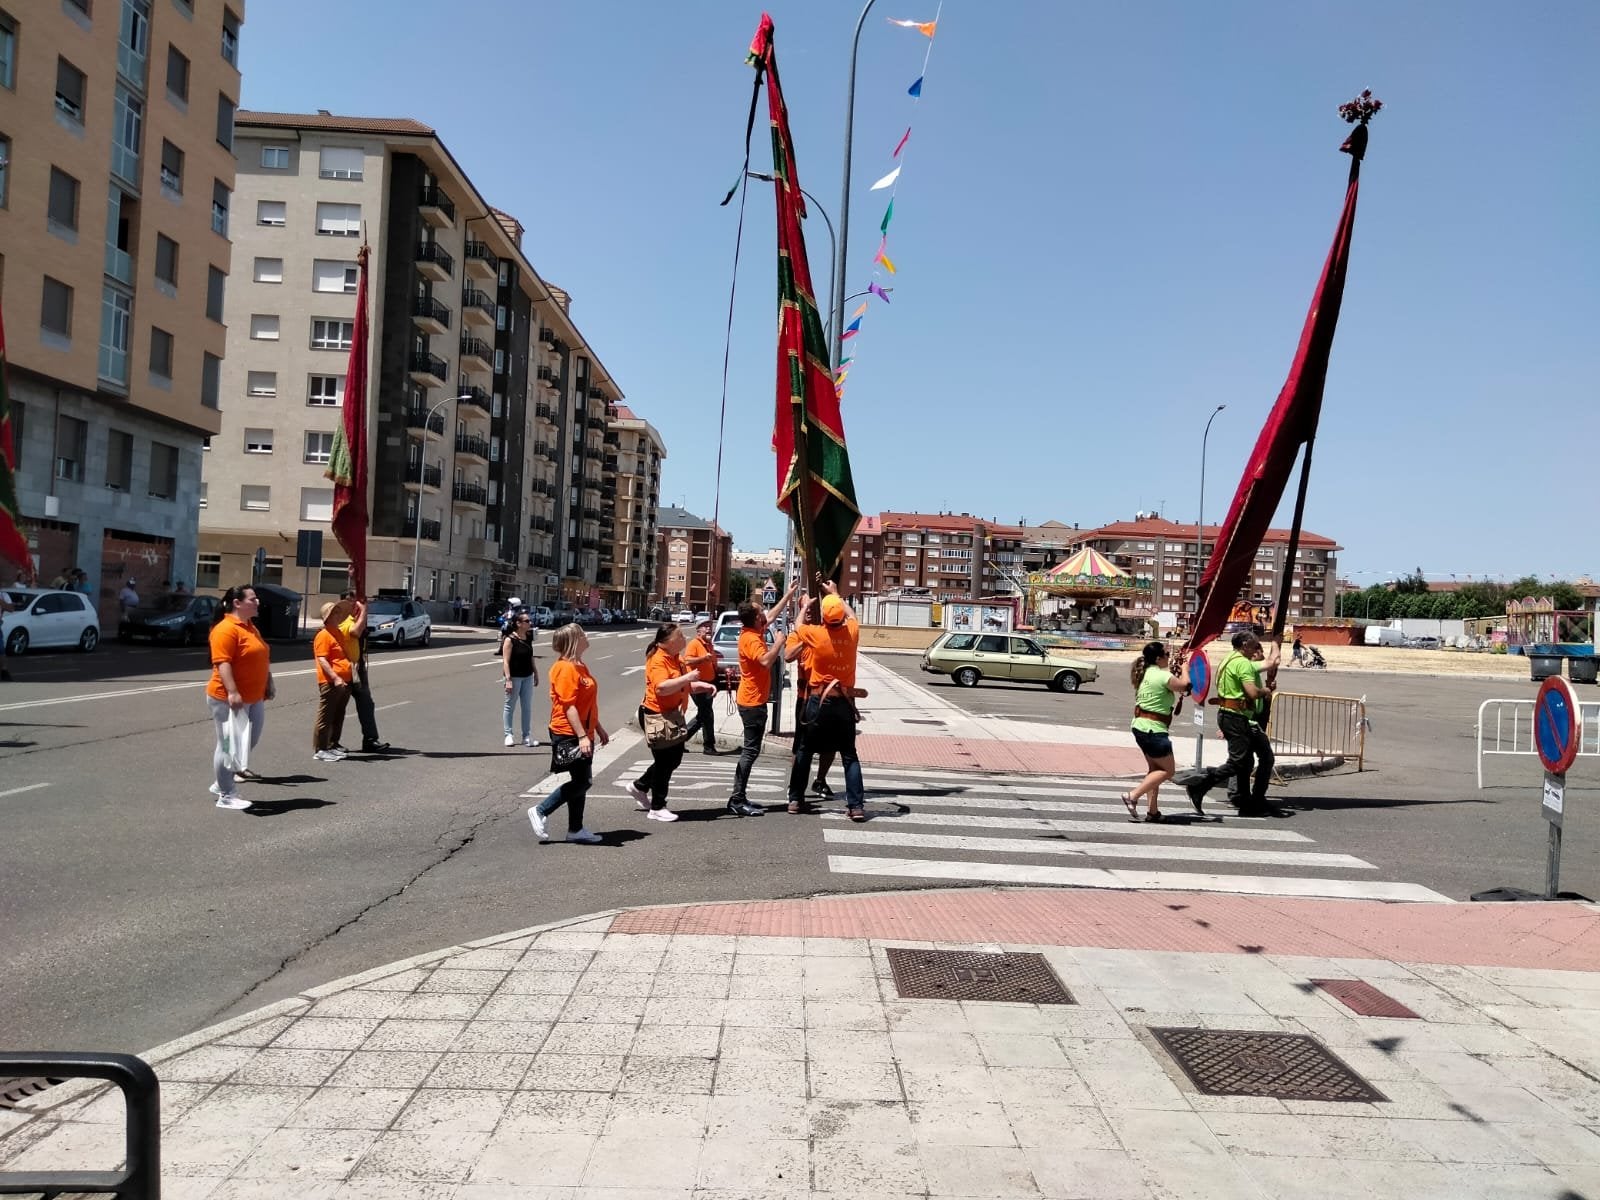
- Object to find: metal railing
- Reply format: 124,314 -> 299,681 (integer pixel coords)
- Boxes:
418,185 -> 456,220
414,241 -> 455,275
0,1052 -> 159,1197
1264,691 -> 1367,772
1477,697 -> 1600,788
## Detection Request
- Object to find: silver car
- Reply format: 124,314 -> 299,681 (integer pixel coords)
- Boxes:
364,598 -> 432,648
3,588 -> 101,654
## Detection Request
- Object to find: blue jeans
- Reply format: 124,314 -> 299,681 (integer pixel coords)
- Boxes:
207,695 -> 264,796
788,695 -> 863,809
503,674 -> 535,739
537,742 -> 591,834
730,703 -> 768,803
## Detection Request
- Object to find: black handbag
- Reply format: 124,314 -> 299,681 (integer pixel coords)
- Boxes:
549,734 -> 587,772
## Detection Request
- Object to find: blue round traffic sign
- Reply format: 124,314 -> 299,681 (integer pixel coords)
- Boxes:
1535,675 -> 1582,775
1188,648 -> 1211,705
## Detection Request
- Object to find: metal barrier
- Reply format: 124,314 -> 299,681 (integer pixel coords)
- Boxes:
1476,697 -> 1600,788
0,1052 -> 160,1198
1265,691 -> 1367,771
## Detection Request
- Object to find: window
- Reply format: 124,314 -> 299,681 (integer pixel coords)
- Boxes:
255,199 -> 284,226
105,429 -> 133,491
148,326 -> 172,378
201,352 -> 220,407
211,180 -> 229,236
300,487 -> 333,522
246,370 -> 275,396
65,0 -> 90,15
55,58 -> 86,122
314,202 -> 360,237
240,484 -> 269,512
312,259 -> 357,293
318,146 -> 363,180
165,45 -> 188,100
303,431 -> 333,465
248,314 -> 278,340
56,415 -> 87,481
253,256 -> 282,283
214,93 -> 234,149
243,428 -> 272,454
0,133 -> 8,207
195,552 -> 220,588
310,318 -> 352,350
48,167 -> 79,231
152,233 -> 178,288
0,9 -> 15,90
221,7 -> 239,65
203,265 -> 225,321
41,277 -> 73,336
112,84 -> 142,182
307,374 -> 343,406
159,139 -> 182,193
260,144 -> 288,169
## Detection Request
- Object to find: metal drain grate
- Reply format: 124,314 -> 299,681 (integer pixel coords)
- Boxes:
1311,979 -> 1421,1019
885,947 -> 1074,1004
1150,1027 -> 1386,1102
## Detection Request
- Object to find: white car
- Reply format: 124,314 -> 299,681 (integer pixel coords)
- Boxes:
364,598 -> 432,648
3,588 -> 101,654
672,609 -> 694,622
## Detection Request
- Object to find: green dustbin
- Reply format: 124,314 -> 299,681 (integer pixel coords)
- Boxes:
1529,654 -> 1563,682
1570,656 -> 1599,685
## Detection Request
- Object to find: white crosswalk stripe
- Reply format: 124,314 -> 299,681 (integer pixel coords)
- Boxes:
636,758 -> 1452,903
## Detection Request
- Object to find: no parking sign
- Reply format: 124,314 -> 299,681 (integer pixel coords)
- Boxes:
1535,674 -> 1582,897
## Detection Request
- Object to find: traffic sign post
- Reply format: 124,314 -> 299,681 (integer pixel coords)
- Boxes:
1187,648 -> 1212,770
1534,675 -> 1582,899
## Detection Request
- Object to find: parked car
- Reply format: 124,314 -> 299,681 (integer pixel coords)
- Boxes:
1406,635 -> 1441,650
531,605 -> 555,628
1363,625 -> 1407,647
672,609 -> 695,623
2,588 -> 100,655
118,593 -> 220,645
921,631 -> 1097,692
598,608 -> 615,625
365,598 -> 431,648
694,611 -> 711,624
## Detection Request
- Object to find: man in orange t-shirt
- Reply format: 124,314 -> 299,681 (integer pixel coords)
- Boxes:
682,617 -> 722,755
786,582 -> 865,818
728,581 -> 797,817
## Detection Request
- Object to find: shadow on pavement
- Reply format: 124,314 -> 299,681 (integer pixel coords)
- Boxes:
245,798 -> 336,816
1281,795 -> 1493,811
245,773 -> 327,787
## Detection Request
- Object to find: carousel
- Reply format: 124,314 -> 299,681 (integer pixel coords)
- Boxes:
1025,548 -> 1156,645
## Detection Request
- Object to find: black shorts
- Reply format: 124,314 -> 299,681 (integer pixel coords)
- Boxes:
1132,728 -> 1174,760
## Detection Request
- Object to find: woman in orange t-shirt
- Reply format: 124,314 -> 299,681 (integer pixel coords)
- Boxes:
205,585 -> 275,811
530,623 -> 609,844
623,622 -> 715,822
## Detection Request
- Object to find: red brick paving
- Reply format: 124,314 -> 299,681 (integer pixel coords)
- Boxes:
855,734 -> 1148,776
610,888 -> 1600,972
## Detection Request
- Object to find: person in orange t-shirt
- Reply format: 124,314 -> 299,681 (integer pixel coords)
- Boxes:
205,585 -> 275,810
786,582 -> 866,819
312,599 -> 355,760
530,623 -> 610,844
783,594 -> 839,812
682,618 -> 722,754
727,582 -> 797,817
622,622 -> 717,821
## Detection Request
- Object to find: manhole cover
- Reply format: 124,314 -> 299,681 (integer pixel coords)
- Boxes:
885,947 -> 1073,1004
1149,1028 -> 1386,1102
1311,979 -> 1420,1019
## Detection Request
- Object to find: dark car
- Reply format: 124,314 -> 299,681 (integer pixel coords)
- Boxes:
118,593 -> 220,646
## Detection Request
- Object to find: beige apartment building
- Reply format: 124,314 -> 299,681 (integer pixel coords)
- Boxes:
199,111 -> 651,615
602,404 -> 663,612
0,0 -> 242,626
655,505 -> 731,613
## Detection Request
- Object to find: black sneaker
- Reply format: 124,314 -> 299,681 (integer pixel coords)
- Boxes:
1185,781 -> 1207,815
727,800 -> 765,817
362,740 -> 390,753
812,779 -> 835,800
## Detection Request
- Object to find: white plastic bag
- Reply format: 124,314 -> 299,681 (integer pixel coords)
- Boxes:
221,707 -> 252,773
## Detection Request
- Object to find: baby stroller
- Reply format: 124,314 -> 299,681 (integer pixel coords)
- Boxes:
1303,645 -> 1327,669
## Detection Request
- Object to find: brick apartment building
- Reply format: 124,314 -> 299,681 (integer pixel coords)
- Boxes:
654,506 -> 731,613
833,512 -> 1027,602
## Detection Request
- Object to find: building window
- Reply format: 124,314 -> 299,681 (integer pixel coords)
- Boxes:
260,144 -> 289,169
314,202 -> 360,237
195,552 -> 221,588
206,265 -> 225,321
165,44 -> 187,101
307,374 -> 343,406
41,276 -> 73,337
112,84 -> 142,183
300,487 -> 333,522
55,57 -> 86,123
0,10 -> 15,91
248,314 -> 278,340
253,256 -> 282,284
243,428 -> 272,454
310,318 -> 352,350
211,180 -> 229,236
256,199 -> 285,226
48,167 -> 79,232
159,139 -> 182,193
240,484 -> 269,511
201,352 -> 220,408
303,431 -> 333,465
197,481 -> 207,507
153,233 -> 178,289
0,133 -> 9,207
55,415 -> 87,481
105,429 -> 133,491
317,146 -> 362,180
311,259 -> 357,293
64,0 -> 89,15
148,326 -> 172,378
220,7 -> 238,64
214,92 -> 234,148
148,441 -> 178,500
247,370 -> 275,396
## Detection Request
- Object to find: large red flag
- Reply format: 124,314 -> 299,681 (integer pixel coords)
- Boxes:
324,244 -> 370,594
0,304 -> 33,578
1188,108 -> 1376,651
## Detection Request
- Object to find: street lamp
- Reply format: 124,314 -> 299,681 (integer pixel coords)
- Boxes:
1195,404 -> 1226,619
409,392 -> 472,604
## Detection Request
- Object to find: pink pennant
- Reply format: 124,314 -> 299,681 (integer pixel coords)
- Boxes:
892,127 -> 911,158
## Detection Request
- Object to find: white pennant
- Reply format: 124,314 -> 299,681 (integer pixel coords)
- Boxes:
869,166 -> 902,191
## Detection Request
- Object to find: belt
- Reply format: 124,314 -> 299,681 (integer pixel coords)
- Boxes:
1133,706 -> 1172,728
1218,697 -> 1253,713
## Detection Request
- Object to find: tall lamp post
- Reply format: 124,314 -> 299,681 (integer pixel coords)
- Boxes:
1195,405 -> 1226,623
410,393 -> 471,603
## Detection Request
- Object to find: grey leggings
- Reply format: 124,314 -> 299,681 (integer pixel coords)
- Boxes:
207,695 -> 265,795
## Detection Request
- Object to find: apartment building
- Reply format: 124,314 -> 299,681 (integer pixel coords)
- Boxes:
199,111 -> 641,613
601,404 -> 663,612
0,0 -> 242,626
654,505 -> 731,612
1070,514 -> 1341,621
840,511 -> 1026,602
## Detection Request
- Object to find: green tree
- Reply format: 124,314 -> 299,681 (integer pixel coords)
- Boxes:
1393,567 -> 1429,595
727,573 -> 752,604
772,569 -> 785,594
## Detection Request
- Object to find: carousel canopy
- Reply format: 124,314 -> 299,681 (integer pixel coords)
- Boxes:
1049,547 -> 1127,581
1026,547 -> 1153,597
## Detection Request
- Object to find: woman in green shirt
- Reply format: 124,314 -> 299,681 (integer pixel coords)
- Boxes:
1122,641 -> 1193,822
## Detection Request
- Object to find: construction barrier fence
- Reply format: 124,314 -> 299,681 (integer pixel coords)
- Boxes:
1476,697 -> 1600,788
1266,691 -> 1367,772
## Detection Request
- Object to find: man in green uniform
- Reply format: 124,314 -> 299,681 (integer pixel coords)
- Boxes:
1186,630 -> 1281,817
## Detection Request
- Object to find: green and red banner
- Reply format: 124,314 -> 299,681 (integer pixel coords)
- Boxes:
324,243 -> 370,594
0,304 -> 33,578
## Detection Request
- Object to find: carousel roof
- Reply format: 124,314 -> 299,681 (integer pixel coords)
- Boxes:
1028,546 -> 1152,596
1049,547 -> 1128,580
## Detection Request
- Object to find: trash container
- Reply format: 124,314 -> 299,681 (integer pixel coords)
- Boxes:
1570,656 -> 1600,685
252,584 -> 302,640
1529,653 -> 1563,682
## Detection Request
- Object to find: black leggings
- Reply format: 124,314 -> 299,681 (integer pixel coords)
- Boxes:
636,739 -> 686,810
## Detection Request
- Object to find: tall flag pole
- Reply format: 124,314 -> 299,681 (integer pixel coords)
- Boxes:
325,243 -> 371,595
0,304 -> 32,580
1187,91 -> 1382,655
743,14 -> 862,582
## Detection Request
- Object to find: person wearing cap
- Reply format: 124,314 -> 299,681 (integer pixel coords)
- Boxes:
339,590 -> 390,753
786,581 -> 866,820
682,617 -> 722,754
727,581 -> 798,817
312,599 -> 355,762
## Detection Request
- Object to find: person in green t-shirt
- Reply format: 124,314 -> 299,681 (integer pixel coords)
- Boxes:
1122,641 -> 1194,822
1185,630 -> 1282,816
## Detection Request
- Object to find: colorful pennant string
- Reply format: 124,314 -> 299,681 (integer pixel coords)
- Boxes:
907,76 -> 923,97
886,17 -> 938,37
849,303 -> 868,319
892,128 -> 911,157
868,282 -> 893,303
879,198 -> 894,234
869,166 -> 902,191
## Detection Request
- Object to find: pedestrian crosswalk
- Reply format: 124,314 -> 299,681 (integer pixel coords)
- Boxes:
637,756 -> 1452,903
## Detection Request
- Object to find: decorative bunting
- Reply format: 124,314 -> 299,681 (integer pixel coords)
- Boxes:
849,303 -> 868,319
845,317 -> 863,333
868,283 -> 893,303
907,76 -> 923,97
875,244 -> 897,274
838,355 -> 854,366
887,17 -> 937,36
892,128 -> 911,157
869,166 -> 901,191
841,328 -> 858,340
880,199 -> 894,234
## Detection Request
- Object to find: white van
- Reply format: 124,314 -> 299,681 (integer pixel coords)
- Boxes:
1364,625 -> 1407,647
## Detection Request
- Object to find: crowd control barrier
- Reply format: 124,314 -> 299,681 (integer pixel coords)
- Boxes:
0,1052 -> 159,1198
1265,691 -> 1367,772
1477,697 -> 1600,789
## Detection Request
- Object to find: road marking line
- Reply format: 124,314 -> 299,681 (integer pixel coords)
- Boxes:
620,666 -> 645,677
0,782 -> 51,799
521,728 -> 645,800
818,810 -> 1311,842
374,701 -> 412,712
821,828 -> 1374,869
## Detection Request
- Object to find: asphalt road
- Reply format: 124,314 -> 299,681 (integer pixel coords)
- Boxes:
3,630 -> 1595,1057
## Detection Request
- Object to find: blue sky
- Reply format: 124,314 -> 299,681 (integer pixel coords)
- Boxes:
239,1 -> 1597,582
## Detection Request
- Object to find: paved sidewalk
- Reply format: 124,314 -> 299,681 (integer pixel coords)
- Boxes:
7,888 -> 1600,1198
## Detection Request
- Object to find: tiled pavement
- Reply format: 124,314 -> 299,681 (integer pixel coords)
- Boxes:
7,889 -> 1600,1199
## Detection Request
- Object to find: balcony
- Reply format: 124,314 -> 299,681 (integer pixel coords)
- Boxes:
602,456 -> 619,475
587,385 -> 606,403
603,432 -> 621,448
581,506 -> 602,522
538,326 -> 557,347
536,366 -> 558,391
459,336 -> 494,374
455,433 -> 490,463
457,386 -> 492,418
452,482 -> 487,508
404,463 -> 443,491
105,243 -> 134,286
534,401 -> 554,422
418,185 -> 456,228
404,406 -> 446,437
581,537 -> 600,551
585,415 -> 606,432
411,295 -> 450,335
464,240 -> 497,280
600,481 -> 617,500
461,288 -> 496,329
408,352 -> 449,386
415,241 -> 454,282
534,443 -> 557,462
466,536 -> 495,560
417,518 -> 442,542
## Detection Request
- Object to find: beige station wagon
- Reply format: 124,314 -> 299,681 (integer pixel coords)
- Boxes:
921,632 -> 1098,693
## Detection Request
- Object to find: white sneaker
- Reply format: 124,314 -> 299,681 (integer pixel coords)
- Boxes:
504,733 -> 515,747
523,737 -> 538,748
313,749 -> 340,762
328,747 -> 349,759
567,828 -> 603,844
529,807 -> 549,841
208,782 -> 222,796
621,781 -> 649,811
646,808 -> 678,823
215,794 -> 251,811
